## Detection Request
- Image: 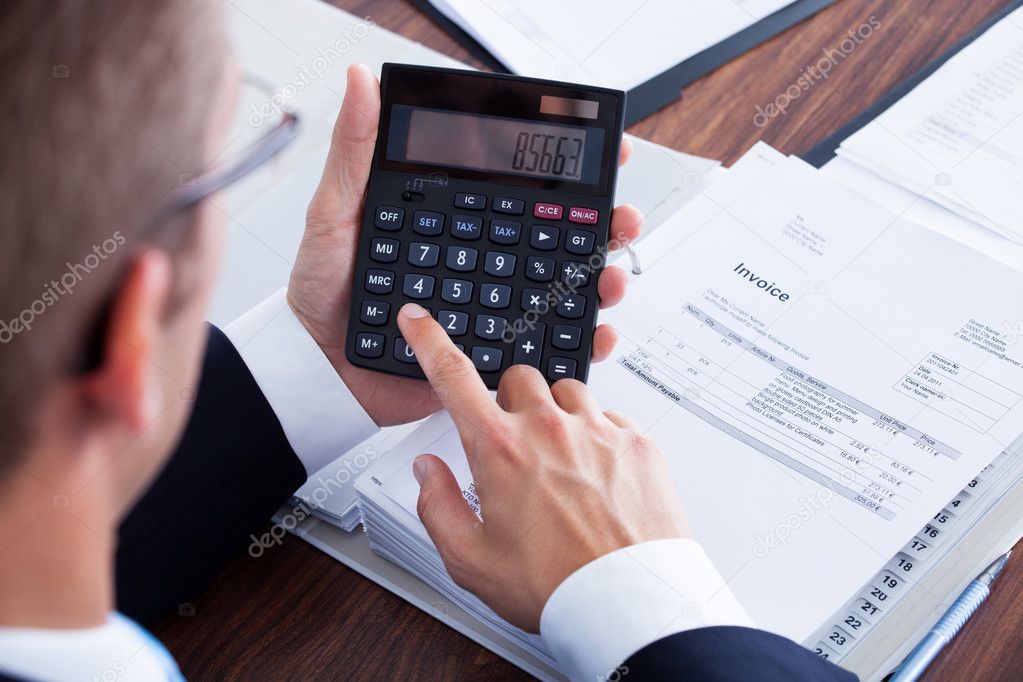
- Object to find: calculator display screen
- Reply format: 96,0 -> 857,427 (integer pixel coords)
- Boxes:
386,105 -> 605,184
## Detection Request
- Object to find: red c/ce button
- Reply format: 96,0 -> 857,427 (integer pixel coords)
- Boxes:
533,202 -> 563,220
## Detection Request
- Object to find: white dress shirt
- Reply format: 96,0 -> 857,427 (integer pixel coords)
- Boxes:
226,290 -> 754,681
0,290 -> 751,681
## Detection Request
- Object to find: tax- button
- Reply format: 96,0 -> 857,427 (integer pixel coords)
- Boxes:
530,225 -> 559,250
374,206 -> 404,231
451,214 -> 482,240
533,202 -> 563,220
454,192 -> 486,210
568,207 -> 599,224
566,229 -> 595,255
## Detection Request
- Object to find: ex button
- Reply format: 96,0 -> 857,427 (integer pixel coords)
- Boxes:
494,197 -> 524,215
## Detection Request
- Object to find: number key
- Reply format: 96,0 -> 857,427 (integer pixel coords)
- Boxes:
475,314 -> 508,341
403,273 -> 435,299
438,310 -> 469,336
408,242 -> 440,267
480,283 -> 511,309
441,278 -> 473,304
484,251 -> 516,277
446,246 -> 478,272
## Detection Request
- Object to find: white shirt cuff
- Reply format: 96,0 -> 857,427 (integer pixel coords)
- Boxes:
540,538 -> 753,682
224,288 -> 380,475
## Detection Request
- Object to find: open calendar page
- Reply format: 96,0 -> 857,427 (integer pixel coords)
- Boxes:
355,142 -> 1023,655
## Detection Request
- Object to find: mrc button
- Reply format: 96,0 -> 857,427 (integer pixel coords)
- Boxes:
533,202 -> 563,220
568,207 -> 599,224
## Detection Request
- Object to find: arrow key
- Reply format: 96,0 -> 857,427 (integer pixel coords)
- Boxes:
530,225 -> 560,250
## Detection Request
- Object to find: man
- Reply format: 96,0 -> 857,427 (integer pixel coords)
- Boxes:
0,1 -> 852,680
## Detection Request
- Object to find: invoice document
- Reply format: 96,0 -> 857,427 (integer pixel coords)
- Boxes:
356,143 -> 1023,647
838,5 -> 1023,241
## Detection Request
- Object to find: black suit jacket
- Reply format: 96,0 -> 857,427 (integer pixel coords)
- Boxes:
114,325 -> 857,681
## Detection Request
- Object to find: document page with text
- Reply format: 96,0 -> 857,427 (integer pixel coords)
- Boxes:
357,145 -> 1023,645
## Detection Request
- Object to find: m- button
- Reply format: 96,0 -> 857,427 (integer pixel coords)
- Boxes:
568,207 -> 599,224
533,202 -> 563,220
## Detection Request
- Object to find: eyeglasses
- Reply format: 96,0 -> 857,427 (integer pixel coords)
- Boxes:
145,72 -> 301,229
77,72 -> 301,372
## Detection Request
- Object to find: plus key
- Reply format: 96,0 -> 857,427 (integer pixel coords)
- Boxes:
511,322 -> 545,368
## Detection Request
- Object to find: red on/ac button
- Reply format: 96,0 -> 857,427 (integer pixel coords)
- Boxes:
568,207 -> 599,224
533,202 -> 563,220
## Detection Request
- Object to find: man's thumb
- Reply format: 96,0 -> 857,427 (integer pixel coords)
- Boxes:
414,454 -> 482,567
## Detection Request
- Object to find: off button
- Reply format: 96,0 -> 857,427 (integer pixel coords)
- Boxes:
374,206 -> 404,231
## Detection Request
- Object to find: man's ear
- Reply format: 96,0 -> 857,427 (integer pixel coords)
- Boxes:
81,250 -> 173,434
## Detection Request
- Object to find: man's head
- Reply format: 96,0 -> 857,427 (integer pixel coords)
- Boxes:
0,0 -> 235,516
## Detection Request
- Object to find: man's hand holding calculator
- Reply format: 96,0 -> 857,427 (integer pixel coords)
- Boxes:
289,64 -> 642,427
286,64 -> 690,636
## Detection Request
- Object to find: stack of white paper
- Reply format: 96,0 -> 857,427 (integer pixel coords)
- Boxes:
835,6 -> 1023,244
426,0 -> 796,90
355,143 -> 1023,669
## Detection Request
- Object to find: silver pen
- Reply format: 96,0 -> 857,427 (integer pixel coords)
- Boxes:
889,550 -> 1012,682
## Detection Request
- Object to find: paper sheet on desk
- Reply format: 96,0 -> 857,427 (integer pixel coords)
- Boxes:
837,6 -> 1023,241
429,0 -> 795,90
362,143 -> 1023,643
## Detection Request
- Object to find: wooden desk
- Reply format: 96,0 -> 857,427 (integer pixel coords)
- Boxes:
154,1 -> 1023,678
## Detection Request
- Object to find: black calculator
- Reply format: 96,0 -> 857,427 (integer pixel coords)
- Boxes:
345,63 -> 626,389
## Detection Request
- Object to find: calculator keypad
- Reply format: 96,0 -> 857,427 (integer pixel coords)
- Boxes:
348,182 -> 608,389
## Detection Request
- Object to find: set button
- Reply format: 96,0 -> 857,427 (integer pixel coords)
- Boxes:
413,211 -> 444,236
